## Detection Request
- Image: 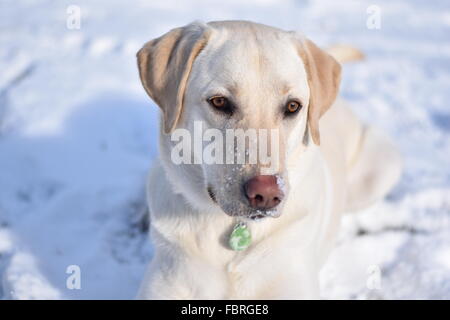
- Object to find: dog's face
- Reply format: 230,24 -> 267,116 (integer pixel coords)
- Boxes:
137,21 -> 341,220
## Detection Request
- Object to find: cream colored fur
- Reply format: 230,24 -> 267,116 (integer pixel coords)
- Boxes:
136,21 -> 401,299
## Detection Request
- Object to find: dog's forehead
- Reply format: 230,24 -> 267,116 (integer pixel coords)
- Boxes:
190,21 -> 308,96
206,20 -> 289,42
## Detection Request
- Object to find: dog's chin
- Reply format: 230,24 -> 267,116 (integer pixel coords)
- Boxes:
220,205 -> 281,221
207,186 -> 282,221
247,208 -> 282,220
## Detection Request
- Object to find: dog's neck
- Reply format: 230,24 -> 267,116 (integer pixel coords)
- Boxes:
151,135 -> 330,265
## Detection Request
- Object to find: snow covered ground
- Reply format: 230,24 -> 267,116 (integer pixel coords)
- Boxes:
0,0 -> 449,299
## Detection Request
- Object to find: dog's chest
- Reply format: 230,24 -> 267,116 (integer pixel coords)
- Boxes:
188,220 -> 317,298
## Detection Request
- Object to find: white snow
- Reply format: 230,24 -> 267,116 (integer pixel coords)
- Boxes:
0,0 -> 449,299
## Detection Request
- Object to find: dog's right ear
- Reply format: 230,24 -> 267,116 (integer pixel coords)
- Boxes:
137,23 -> 211,134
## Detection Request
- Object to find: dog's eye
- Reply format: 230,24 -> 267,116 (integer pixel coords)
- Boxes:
208,96 -> 234,115
210,96 -> 226,108
285,100 -> 302,115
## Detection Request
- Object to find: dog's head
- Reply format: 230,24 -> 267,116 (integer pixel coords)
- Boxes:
137,21 -> 341,220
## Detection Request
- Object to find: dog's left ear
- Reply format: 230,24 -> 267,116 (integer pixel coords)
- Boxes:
137,23 -> 211,134
297,38 -> 341,145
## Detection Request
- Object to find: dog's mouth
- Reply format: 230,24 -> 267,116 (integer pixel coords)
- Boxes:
246,211 -> 275,220
246,207 -> 281,221
207,185 -> 280,220
207,186 -> 217,203
249,213 -> 266,220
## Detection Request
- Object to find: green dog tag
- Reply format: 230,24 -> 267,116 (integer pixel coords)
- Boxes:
229,222 -> 251,251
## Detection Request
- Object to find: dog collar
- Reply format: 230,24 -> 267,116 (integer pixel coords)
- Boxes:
229,222 -> 251,251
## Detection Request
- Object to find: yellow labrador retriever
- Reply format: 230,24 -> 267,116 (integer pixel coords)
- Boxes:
136,20 -> 401,299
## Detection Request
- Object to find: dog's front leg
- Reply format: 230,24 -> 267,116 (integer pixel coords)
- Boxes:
137,248 -> 228,300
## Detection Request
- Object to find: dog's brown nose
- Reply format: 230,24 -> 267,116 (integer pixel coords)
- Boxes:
244,175 -> 283,210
